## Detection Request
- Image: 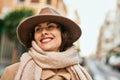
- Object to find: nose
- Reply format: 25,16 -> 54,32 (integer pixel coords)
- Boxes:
41,29 -> 49,36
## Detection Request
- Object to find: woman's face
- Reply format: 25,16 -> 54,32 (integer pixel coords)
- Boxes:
34,22 -> 62,51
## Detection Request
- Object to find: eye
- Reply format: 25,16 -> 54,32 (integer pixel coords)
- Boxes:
48,25 -> 55,29
34,26 -> 41,32
47,23 -> 58,30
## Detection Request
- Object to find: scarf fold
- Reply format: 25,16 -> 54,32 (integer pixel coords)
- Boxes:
15,41 -> 92,80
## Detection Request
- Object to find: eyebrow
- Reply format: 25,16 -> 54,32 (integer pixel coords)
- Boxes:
37,22 -> 51,26
37,22 -> 58,27
47,22 -> 57,25
47,22 -> 51,25
37,24 -> 41,27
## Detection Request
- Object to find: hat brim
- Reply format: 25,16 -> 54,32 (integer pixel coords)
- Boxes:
17,15 -> 82,47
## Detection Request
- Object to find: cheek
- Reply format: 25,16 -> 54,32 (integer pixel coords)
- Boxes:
34,33 -> 40,42
34,33 -> 37,41
55,31 -> 62,45
56,36 -> 62,46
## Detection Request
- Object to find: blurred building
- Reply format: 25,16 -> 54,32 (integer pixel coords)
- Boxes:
0,0 -> 67,17
96,0 -> 120,62
0,0 -> 81,64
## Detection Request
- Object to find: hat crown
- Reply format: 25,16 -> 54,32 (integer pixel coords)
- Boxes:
39,7 -> 61,15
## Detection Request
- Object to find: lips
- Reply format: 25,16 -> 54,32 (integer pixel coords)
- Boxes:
40,37 -> 53,43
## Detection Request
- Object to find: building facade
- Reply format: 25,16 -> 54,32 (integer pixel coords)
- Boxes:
0,0 -> 67,18
96,0 -> 120,62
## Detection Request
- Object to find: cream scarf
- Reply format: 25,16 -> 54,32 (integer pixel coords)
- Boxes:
15,41 -> 92,80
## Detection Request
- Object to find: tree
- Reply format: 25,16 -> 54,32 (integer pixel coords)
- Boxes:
3,7 -> 35,63
4,8 -> 35,43
0,19 -> 4,40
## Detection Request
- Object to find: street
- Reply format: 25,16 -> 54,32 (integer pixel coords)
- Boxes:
86,58 -> 120,80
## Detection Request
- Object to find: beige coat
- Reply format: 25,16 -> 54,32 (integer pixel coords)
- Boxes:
0,63 -> 19,80
0,63 -> 71,80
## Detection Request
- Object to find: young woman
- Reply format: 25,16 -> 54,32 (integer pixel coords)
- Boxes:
0,7 -> 92,80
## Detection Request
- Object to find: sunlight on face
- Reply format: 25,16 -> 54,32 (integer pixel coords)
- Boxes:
34,22 -> 62,51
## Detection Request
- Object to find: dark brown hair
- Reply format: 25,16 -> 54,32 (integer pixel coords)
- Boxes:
59,24 -> 73,51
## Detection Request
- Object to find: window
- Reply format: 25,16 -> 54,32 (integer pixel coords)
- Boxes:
47,0 -> 51,4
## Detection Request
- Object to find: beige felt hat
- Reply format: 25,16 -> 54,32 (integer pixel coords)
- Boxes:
17,7 -> 82,47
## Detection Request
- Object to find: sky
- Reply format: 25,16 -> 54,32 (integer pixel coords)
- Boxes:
64,0 -> 117,56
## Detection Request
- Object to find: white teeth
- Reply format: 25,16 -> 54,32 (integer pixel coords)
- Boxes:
41,38 -> 52,42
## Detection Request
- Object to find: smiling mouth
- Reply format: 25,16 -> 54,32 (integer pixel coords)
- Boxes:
40,37 -> 53,43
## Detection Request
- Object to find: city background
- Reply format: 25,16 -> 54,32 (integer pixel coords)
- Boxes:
0,0 -> 120,80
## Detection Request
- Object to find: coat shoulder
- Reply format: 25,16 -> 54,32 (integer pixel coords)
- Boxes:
0,62 -> 19,80
7,62 -> 19,70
